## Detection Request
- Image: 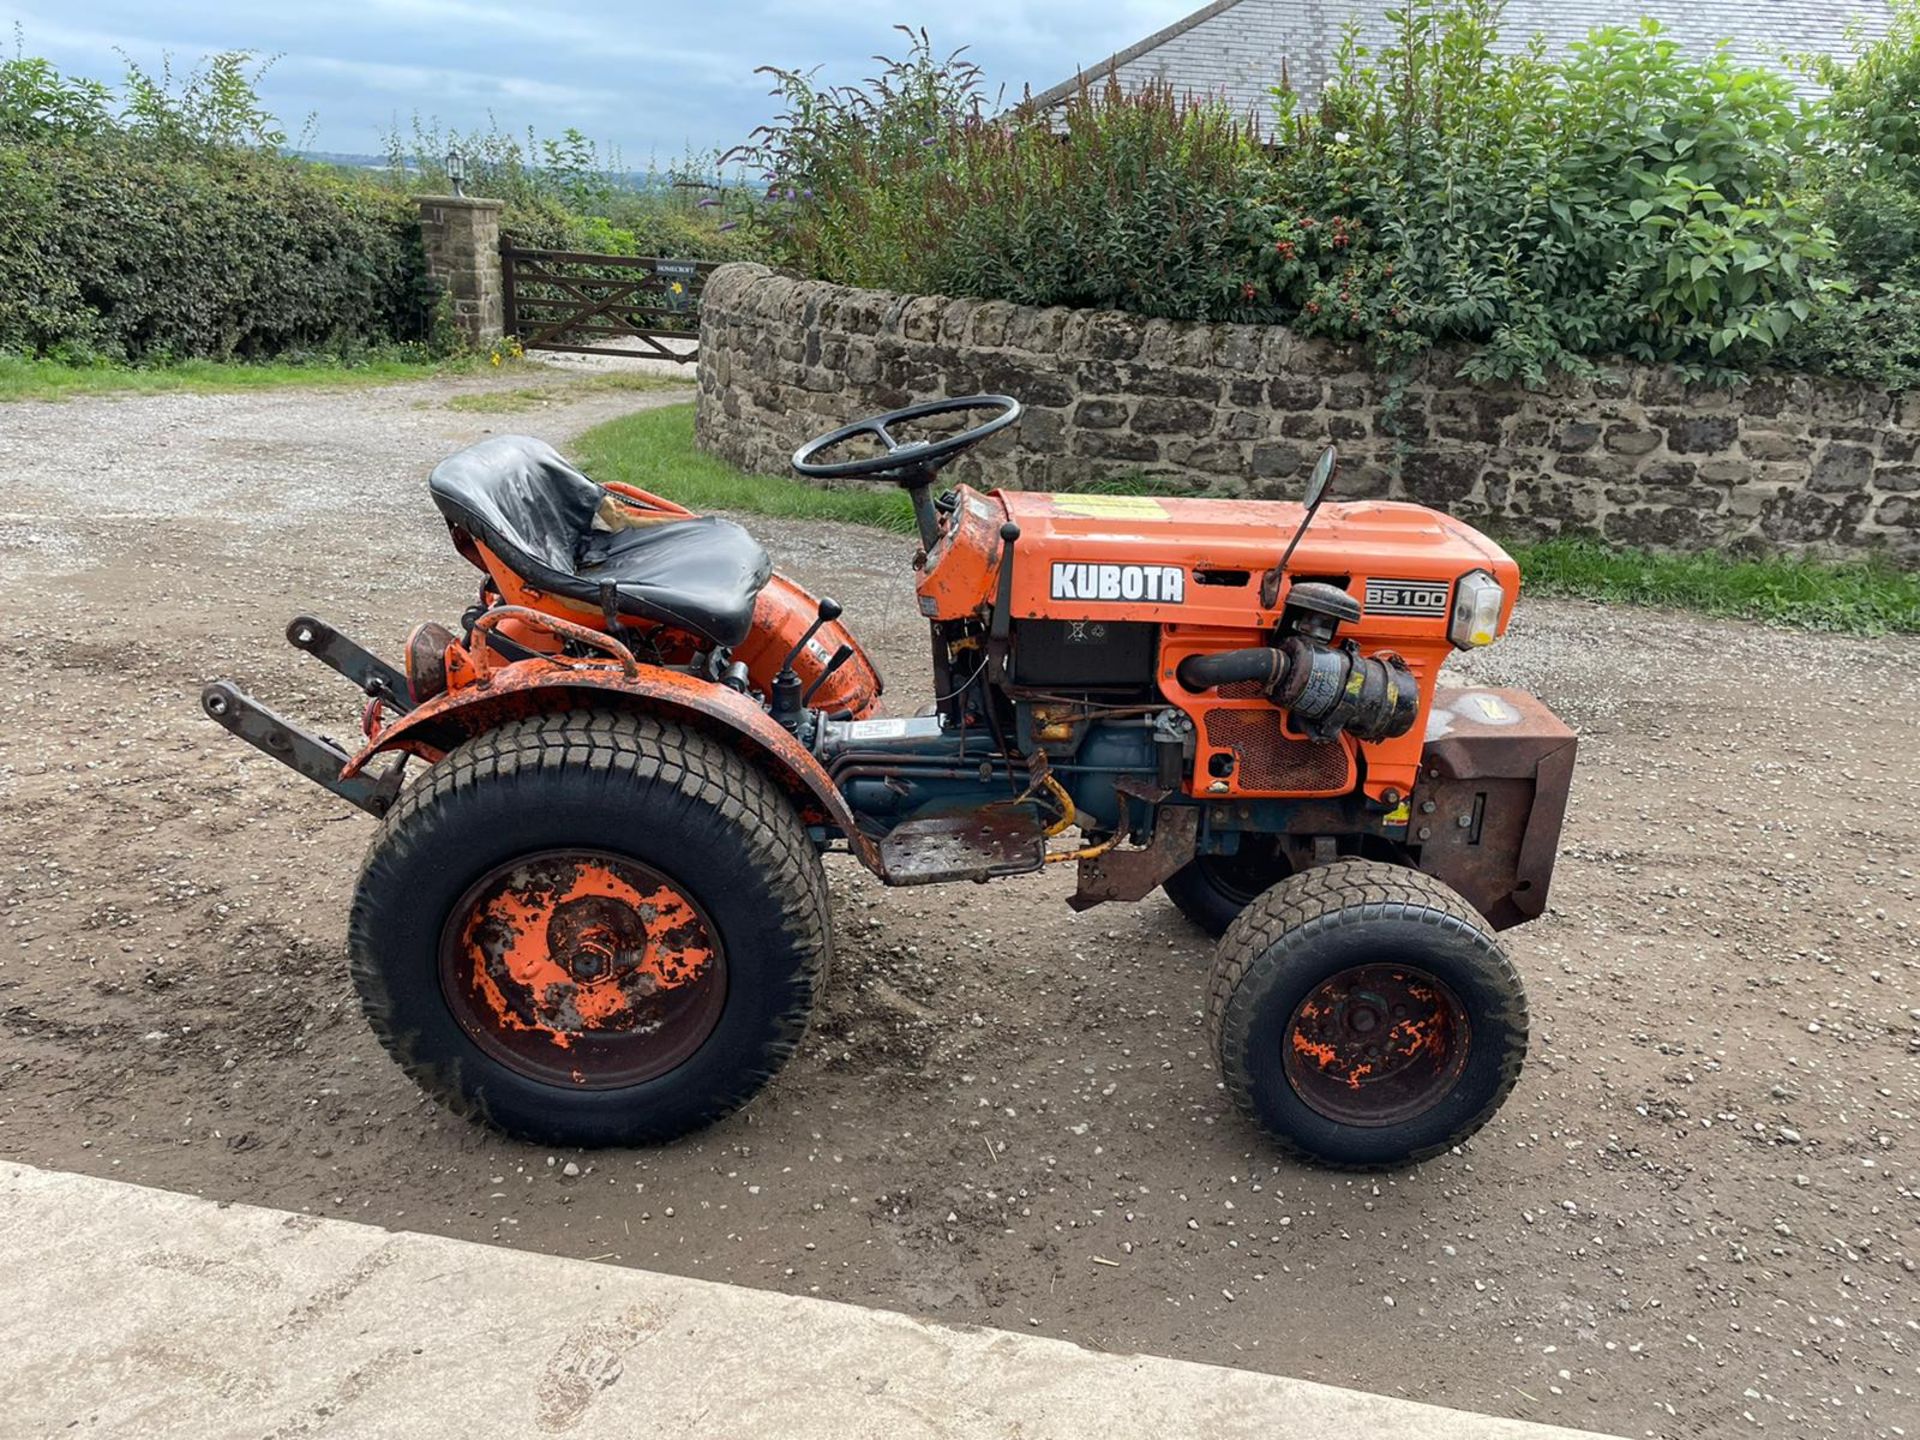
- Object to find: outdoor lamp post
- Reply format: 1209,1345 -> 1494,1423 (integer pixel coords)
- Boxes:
447,147 -> 467,198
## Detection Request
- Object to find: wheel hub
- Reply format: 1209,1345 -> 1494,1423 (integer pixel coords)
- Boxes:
439,850 -> 726,1089
550,896 -> 644,982
1283,964 -> 1471,1127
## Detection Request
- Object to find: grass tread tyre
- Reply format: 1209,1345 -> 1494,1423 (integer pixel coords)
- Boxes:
1163,846 -> 1288,938
348,709 -> 829,1147
1208,858 -> 1527,1170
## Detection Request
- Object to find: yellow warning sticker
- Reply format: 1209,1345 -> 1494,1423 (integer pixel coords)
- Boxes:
1384,801 -> 1411,825
1052,494 -> 1169,520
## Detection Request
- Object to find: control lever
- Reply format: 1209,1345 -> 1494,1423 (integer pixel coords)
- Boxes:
987,522 -> 1019,678
800,644 -> 855,708
771,597 -> 842,727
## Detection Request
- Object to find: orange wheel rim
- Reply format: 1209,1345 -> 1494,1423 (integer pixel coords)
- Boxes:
1283,964 -> 1470,1127
439,849 -> 726,1088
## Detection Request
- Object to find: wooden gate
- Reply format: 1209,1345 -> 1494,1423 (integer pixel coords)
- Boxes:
500,242 -> 715,362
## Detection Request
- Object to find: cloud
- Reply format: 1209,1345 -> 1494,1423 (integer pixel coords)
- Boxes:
297,55 -> 622,112
6,0 -> 1198,157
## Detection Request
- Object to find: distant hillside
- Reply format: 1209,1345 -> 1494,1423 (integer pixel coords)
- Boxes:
292,151 -> 729,191
295,150 -> 393,171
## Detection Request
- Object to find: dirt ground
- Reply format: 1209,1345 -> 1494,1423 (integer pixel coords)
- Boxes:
2,370 -> 1916,1440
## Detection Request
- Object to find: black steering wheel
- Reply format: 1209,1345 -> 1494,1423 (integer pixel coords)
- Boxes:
791,395 -> 1022,481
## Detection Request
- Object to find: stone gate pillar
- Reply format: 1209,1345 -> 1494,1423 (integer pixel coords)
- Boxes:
417,195 -> 505,347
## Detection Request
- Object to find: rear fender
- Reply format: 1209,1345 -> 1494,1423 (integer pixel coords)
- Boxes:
342,658 -> 867,850
733,572 -> 883,718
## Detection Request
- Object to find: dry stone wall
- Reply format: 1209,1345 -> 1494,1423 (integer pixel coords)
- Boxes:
696,263 -> 1918,564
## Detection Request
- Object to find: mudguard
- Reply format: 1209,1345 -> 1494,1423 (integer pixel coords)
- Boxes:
1409,687 -> 1577,930
341,656 -> 866,847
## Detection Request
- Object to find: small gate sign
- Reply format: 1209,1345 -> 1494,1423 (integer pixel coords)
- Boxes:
655,259 -> 699,311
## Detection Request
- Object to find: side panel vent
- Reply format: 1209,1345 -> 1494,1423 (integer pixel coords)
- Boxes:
1202,708 -> 1354,795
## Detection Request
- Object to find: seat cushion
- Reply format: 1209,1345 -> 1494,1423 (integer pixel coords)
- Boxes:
428,435 -> 771,647
575,518 -> 773,650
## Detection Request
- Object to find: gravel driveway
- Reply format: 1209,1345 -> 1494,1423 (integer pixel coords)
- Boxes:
1,370 -> 1916,1440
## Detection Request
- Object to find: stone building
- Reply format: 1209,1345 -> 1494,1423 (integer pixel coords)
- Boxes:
1023,0 -> 1897,119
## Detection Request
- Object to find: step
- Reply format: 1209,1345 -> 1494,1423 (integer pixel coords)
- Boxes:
877,809 -> 1047,884
0,1161 -> 1626,1440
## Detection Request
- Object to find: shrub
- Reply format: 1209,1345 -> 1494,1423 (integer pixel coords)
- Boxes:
1789,0 -> 1920,386
934,78 -> 1266,318
740,7 -> 1861,385
0,140 -> 435,363
727,29 -> 999,290
1815,0 -> 1920,272
0,49 -> 111,140
1259,5 -> 1840,381
0,47 -> 436,362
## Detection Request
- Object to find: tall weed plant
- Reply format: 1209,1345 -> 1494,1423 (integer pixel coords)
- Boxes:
383,114 -> 762,263
730,31 -> 1263,315
740,5 -> 1898,386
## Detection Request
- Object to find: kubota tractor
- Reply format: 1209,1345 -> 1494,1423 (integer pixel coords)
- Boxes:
204,395 -> 1575,1169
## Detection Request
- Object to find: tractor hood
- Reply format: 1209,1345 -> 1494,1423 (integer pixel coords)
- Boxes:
983,489 -> 1519,635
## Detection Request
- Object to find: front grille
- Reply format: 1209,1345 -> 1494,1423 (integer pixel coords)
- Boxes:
1203,708 -> 1353,794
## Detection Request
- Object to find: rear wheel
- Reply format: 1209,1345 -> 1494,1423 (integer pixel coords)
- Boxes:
1163,838 -> 1291,937
349,710 -> 829,1146
1208,860 -> 1527,1169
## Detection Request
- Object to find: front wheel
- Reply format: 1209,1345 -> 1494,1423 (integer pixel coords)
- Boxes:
1162,838 -> 1291,937
1208,860 -> 1527,1169
348,710 -> 830,1146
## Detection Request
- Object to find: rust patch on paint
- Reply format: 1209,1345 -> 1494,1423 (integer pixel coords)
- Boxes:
1282,963 -> 1472,1126
456,855 -> 715,1052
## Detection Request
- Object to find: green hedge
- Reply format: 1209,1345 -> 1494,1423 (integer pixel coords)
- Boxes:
0,139 -> 438,363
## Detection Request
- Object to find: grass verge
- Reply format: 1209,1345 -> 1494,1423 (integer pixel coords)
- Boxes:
442,371 -> 690,413
0,352 -> 497,402
1507,535 -> 1919,635
574,402 -> 917,532
575,403 -> 1919,635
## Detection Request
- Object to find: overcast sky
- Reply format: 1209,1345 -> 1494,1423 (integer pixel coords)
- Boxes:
10,1 -> 1196,164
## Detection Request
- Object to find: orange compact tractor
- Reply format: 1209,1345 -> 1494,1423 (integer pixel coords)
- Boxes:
205,396 -> 1575,1168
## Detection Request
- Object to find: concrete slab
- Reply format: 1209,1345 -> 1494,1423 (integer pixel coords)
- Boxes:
0,1162 -> 1623,1439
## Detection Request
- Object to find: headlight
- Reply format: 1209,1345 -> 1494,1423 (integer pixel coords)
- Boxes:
1449,570 -> 1504,649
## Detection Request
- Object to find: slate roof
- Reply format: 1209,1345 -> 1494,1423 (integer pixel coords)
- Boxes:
1024,0 -> 1896,118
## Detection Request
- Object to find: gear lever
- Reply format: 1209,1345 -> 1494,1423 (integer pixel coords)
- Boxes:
770,597 -> 841,727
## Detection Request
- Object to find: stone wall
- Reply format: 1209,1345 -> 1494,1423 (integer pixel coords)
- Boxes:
417,196 -> 505,347
695,264 -> 1918,565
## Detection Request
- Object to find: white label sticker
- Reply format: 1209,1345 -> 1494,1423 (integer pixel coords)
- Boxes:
1461,692 -> 1522,726
1049,562 -> 1185,604
841,718 -> 910,742
1053,494 -> 1169,519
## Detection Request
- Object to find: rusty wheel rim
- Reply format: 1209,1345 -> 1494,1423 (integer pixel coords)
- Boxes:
438,849 -> 727,1089
1282,964 -> 1471,1127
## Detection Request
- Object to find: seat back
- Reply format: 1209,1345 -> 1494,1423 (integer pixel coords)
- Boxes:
428,435 -> 604,596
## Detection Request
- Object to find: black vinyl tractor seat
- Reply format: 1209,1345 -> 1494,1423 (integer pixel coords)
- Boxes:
428,435 -> 771,647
